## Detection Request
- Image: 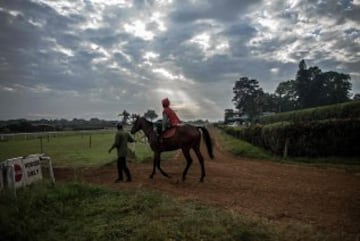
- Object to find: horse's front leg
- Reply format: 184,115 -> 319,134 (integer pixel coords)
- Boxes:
155,152 -> 171,179
149,152 -> 157,179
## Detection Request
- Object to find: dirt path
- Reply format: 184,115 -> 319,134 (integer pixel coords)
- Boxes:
54,126 -> 360,241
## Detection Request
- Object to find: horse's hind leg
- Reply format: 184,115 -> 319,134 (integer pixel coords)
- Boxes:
194,147 -> 205,182
181,147 -> 193,182
158,163 -> 170,179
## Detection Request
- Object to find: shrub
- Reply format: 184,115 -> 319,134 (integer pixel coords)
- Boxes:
259,100 -> 360,125
219,119 -> 360,157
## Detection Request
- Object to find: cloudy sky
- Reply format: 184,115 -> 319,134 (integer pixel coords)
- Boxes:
0,0 -> 359,121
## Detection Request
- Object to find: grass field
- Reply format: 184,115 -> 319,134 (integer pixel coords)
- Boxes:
0,128 -> 348,241
0,129 -> 172,166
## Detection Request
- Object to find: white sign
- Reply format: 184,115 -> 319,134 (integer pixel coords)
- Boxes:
2,154 -> 55,192
23,155 -> 43,185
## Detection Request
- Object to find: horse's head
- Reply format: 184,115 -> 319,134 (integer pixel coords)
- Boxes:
130,115 -> 141,134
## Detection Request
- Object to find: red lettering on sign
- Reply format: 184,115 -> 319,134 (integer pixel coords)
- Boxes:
14,164 -> 22,182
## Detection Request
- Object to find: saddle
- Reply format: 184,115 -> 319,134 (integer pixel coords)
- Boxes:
161,127 -> 177,139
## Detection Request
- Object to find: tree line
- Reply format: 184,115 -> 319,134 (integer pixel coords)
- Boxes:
226,59 -> 359,124
1,109 -> 166,133
0,118 -> 118,133
0,109 -> 186,133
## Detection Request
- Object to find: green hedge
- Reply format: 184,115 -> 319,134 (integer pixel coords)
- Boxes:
259,100 -> 360,125
220,119 -> 360,157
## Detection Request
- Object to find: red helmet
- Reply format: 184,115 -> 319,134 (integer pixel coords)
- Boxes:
162,98 -> 170,107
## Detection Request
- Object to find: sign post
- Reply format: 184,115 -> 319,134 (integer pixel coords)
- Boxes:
40,155 -> 55,184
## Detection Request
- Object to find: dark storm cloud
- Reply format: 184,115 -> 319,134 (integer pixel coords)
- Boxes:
0,0 -> 80,88
0,0 -> 359,120
311,0 -> 360,23
169,0 -> 261,23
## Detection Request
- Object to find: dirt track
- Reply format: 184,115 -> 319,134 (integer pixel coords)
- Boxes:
55,126 -> 360,240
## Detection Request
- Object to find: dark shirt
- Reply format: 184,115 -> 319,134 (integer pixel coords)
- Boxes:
110,130 -> 135,157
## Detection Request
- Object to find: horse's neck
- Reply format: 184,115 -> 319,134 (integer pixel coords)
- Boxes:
142,120 -> 157,143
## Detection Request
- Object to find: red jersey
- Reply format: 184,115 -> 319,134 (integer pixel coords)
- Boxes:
163,107 -> 180,126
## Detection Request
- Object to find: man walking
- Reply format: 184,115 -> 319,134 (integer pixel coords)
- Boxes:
108,123 -> 135,182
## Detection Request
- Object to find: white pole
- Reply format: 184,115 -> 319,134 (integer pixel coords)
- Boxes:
48,157 -> 56,184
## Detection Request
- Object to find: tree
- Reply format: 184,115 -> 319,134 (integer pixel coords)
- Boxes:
262,92 -> 278,113
295,60 -> 316,108
295,60 -> 324,108
224,109 -> 235,124
321,71 -> 351,104
118,110 -> 130,124
275,80 -> 299,112
144,109 -> 158,121
295,60 -> 352,108
232,77 -> 265,123
308,66 -> 326,107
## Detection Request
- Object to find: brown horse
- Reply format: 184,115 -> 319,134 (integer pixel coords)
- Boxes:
130,116 -> 214,182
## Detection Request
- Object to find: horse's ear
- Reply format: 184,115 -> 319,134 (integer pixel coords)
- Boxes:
132,114 -> 139,118
130,114 -> 140,125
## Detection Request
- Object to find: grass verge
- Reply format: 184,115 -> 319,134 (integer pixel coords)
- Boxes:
0,182 -> 270,241
217,129 -> 360,167
0,181 -> 333,241
218,130 -> 276,160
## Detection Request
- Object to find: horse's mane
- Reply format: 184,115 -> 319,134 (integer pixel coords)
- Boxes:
141,116 -> 156,126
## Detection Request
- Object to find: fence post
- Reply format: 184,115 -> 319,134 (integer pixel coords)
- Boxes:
283,137 -> 289,159
89,135 -> 92,148
40,136 -> 43,153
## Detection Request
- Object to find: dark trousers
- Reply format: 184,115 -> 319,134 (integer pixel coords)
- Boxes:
117,156 -> 132,181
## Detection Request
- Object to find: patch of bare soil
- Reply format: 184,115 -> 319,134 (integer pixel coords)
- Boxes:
54,126 -> 360,241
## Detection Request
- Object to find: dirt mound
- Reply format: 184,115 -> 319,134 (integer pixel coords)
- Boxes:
54,126 -> 360,241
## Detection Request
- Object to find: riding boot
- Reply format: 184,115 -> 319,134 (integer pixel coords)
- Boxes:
157,130 -> 163,144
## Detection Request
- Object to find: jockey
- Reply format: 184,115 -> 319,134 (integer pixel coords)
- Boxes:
161,97 -> 180,132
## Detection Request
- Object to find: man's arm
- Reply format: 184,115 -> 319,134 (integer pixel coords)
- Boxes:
108,133 -> 120,153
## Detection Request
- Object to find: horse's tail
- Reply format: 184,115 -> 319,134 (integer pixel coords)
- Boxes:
197,127 -> 214,159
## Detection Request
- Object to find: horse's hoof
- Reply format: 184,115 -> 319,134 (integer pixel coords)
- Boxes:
200,178 -> 204,183
149,175 -> 154,179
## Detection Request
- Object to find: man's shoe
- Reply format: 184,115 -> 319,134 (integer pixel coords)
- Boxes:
114,178 -> 123,183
